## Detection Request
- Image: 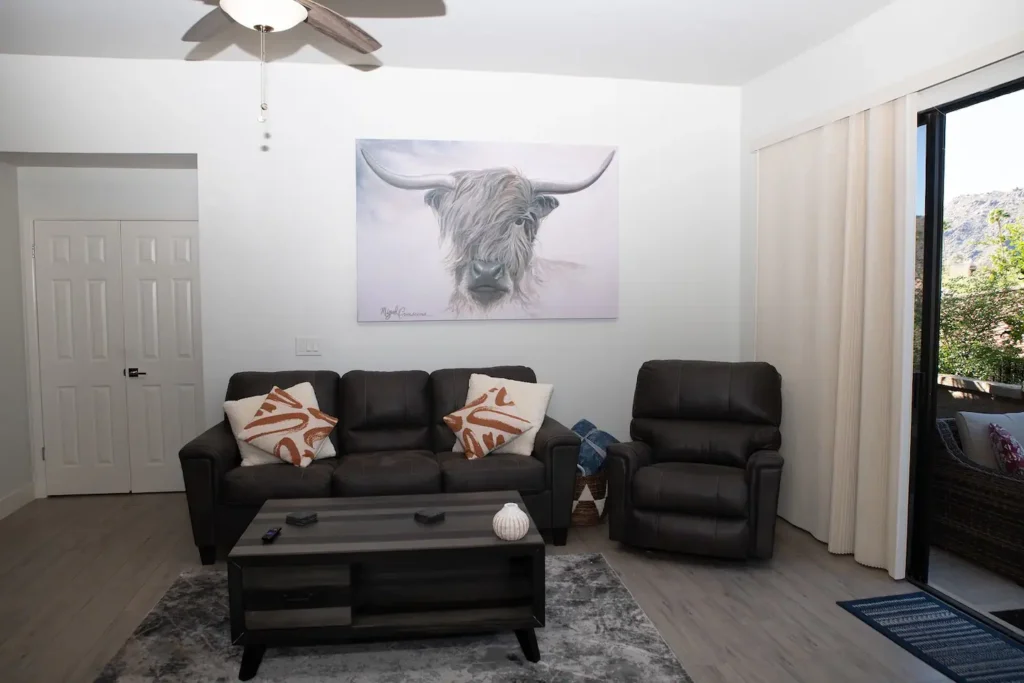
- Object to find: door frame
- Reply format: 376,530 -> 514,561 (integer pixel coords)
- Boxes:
21,214 -> 47,498
21,217 -> 204,498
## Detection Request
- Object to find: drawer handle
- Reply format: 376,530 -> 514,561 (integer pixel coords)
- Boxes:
283,592 -> 314,604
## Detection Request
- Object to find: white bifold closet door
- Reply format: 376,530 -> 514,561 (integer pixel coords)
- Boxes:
120,221 -> 204,493
35,220 -> 204,495
36,221 -> 131,495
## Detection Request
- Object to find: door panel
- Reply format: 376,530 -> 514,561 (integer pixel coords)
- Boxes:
121,221 -> 204,493
35,221 -> 131,494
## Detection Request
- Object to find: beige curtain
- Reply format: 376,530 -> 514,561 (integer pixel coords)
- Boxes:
755,97 -> 915,578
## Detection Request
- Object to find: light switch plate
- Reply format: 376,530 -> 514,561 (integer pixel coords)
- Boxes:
295,337 -> 321,356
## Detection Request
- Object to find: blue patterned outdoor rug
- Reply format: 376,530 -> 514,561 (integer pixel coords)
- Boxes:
839,592 -> 1024,683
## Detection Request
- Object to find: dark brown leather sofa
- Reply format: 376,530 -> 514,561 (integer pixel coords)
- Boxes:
607,360 -> 784,559
179,366 -> 580,564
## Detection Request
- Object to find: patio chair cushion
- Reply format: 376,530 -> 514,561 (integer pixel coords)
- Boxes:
955,411 -> 1024,471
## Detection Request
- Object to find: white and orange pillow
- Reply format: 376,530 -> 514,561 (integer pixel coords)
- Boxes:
444,386 -> 533,459
454,374 -> 553,456
225,382 -> 338,467
239,386 -> 339,468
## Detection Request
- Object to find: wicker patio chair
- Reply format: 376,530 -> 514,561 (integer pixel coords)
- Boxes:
931,418 -> 1024,586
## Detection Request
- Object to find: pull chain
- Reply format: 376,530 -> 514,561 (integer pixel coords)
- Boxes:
258,28 -> 268,123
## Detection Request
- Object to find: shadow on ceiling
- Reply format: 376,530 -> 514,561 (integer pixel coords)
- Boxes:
182,0 -> 446,70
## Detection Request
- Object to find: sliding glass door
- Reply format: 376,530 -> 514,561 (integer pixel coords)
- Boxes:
910,76 -> 1024,641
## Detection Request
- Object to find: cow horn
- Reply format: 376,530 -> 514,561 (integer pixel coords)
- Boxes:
360,150 -> 456,191
531,151 -> 616,195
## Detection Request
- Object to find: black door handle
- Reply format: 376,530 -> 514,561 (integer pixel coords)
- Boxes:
125,368 -> 148,378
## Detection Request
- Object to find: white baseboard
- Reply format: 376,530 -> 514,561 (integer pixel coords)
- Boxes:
0,482 -> 35,521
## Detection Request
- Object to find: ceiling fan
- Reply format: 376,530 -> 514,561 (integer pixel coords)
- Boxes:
186,0 -> 383,122
196,0 -> 382,54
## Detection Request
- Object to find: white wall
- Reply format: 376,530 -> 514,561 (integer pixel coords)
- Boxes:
16,166 -> 198,222
738,0 -> 1024,360
0,162 -> 34,517
0,55 -> 742,447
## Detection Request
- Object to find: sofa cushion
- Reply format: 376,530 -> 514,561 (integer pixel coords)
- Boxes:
332,450 -> 441,497
436,451 -> 546,493
430,366 -> 537,451
222,460 -> 336,505
631,418 -> 779,468
632,462 -> 747,517
226,371 -> 341,451
340,370 -> 431,453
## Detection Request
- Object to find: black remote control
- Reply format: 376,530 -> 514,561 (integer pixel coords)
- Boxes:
261,527 -> 282,544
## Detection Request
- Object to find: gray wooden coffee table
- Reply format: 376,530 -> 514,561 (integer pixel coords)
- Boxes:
227,491 -> 546,680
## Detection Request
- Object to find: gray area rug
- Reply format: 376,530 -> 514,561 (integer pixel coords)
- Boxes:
96,553 -> 691,682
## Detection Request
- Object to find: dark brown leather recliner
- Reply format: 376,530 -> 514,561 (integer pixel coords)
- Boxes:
607,360 -> 783,559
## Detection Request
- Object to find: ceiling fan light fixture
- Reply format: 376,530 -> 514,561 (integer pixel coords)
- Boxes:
220,0 -> 308,32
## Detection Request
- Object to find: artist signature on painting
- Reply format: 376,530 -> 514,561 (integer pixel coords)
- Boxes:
380,306 -> 429,321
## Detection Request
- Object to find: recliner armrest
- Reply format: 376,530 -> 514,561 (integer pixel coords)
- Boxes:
746,449 -> 784,559
178,421 -> 240,551
606,441 -> 652,542
531,416 -> 581,533
746,449 -> 784,480
607,441 -> 653,480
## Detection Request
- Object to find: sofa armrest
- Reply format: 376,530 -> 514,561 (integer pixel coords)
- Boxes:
606,441 -> 652,542
746,449 -> 784,559
531,416 -> 581,532
180,420 -> 240,473
178,421 -> 240,552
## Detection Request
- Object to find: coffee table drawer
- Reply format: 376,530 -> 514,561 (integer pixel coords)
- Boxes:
242,565 -> 350,591
246,606 -> 352,629
244,585 -> 350,611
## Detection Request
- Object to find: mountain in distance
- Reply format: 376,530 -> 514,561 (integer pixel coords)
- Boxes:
940,187 -> 1024,266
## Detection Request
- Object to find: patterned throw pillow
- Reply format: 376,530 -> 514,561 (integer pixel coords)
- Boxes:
989,423 -> 1024,477
225,382 -> 338,467
454,374 -> 554,456
444,387 -> 533,459
239,386 -> 338,468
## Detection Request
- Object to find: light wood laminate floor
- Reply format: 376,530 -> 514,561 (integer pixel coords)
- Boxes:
0,494 -> 951,683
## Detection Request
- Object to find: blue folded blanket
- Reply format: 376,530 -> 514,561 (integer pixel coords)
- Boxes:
571,419 -> 619,476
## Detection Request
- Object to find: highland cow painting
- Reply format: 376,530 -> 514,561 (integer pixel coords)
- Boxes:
356,139 -> 619,321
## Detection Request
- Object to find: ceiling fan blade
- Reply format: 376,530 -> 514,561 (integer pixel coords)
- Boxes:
182,7 -> 234,42
314,0 -> 446,19
295,0 -> 382,54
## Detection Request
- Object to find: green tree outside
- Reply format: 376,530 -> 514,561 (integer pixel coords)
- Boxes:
937,208 -> 1024,383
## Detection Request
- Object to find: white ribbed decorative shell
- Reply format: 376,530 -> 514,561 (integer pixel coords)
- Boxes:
492,502 -> 530,541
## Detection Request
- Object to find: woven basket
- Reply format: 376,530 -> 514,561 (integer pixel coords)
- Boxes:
571,471 -> 608,527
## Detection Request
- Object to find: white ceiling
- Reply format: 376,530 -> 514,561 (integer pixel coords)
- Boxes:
0,0 -> 896,85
